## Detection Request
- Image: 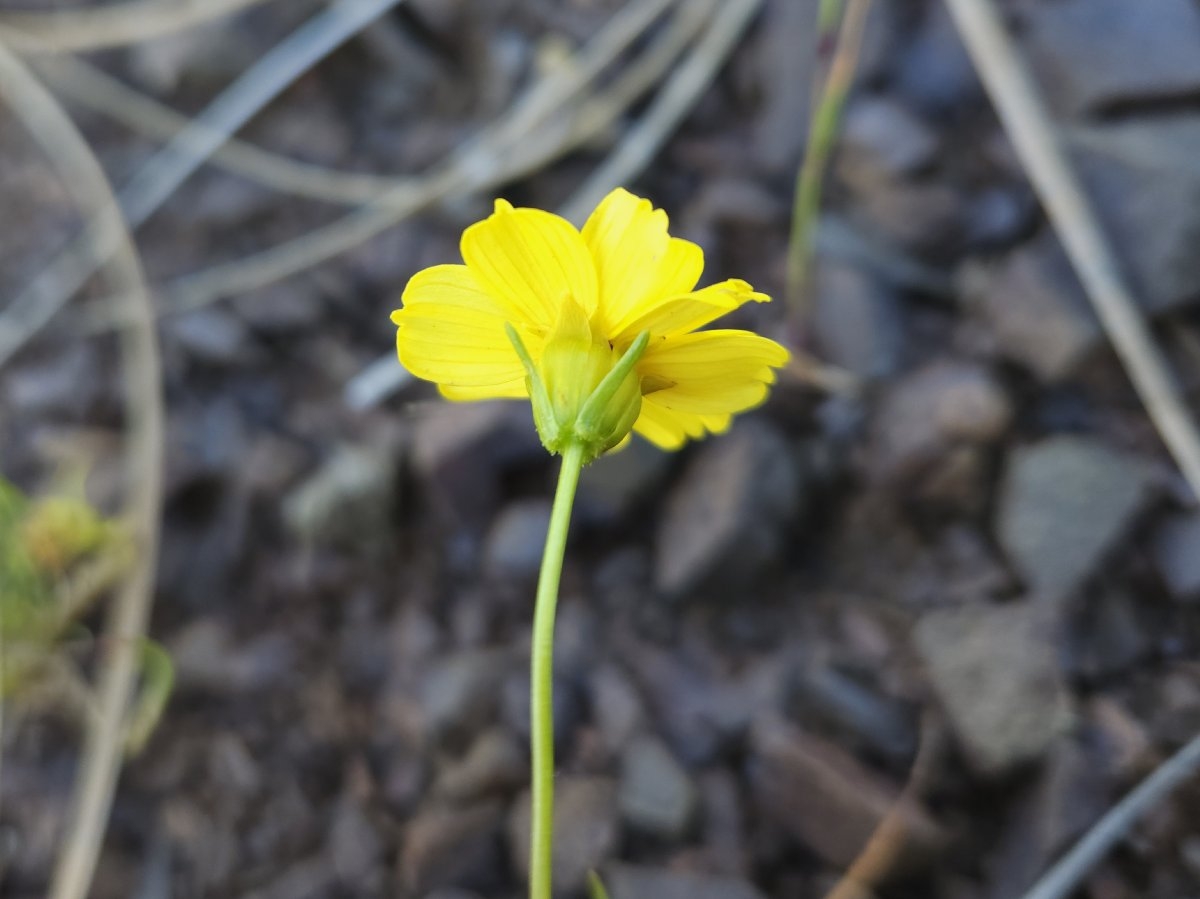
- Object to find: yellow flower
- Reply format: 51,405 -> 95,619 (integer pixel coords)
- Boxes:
391,188 -> 789,455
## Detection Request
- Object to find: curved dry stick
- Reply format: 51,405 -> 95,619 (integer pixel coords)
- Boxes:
0,40 -> 165,899
943,0 -> 1200,501
0,0 -> 407,369
0,0 -> 276,54
821,715 -> 942,899
1019,732 -> 1200,899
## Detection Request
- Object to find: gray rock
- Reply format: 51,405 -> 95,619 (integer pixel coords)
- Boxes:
419,650 -> 510,746
1151,512 -> 1200,601
654,420 -> 802,598
838,96 -> 938,189
508,777 -> 619,893
617,735 -> 698,840
812,262 -> 906,381
483,499 -> 551,579
1020,0 -> 1200,116
588,665 -> 646,755
913,602 -> 1072,776
603,864 -> 767,899
871,360 -> 1013,483
748,715 -> 944,871
1077,118 -> 1200,319
433,728 -> 526,802
399,802 -> 504,894
996,436 -> 1153,602
961,232 -> 1098,381
282,446 -> 395,547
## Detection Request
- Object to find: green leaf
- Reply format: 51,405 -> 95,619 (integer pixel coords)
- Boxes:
124,639 -> 175,756
587,870 -> 612,899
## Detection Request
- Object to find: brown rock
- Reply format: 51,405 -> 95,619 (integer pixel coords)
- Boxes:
654,420 -> 802,599
747,715 -> 945,872
871,360 -> 1012,482
399,802 -> 504,894
433,728 -> 526,802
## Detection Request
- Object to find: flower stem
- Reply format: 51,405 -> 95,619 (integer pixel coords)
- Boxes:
529,440 -> 586,899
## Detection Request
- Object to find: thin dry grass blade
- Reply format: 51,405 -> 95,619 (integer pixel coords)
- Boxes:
1019,732 -> 1200,899
0,0 -> 277,54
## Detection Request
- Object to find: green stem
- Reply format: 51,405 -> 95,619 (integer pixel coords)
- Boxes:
785,0 -> 873,319
529,440 -> 586,899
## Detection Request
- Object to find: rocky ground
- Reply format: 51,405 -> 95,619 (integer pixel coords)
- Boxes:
3,0 -> 1200,897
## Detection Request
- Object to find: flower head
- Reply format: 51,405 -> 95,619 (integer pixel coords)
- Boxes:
391,188 -> 789,458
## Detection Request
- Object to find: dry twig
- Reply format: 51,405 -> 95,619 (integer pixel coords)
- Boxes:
0,0 -> 407,369
0,0 -> 278,53
943,0 -> 1200,501
821,716 -> 942,899
0,38 -> 165,899
1019,732 -> 1200,899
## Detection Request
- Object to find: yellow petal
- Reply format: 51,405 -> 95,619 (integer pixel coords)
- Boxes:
636,330 -> 790,415
633,400 -> 733,450
582,188 -> 703,336
393,263 -> 532,397
461,199 -> 598,327
439,381 -> 527,401
610,279 -> 771,345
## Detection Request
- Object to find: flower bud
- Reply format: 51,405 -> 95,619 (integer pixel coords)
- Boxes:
509,300 -> 647,463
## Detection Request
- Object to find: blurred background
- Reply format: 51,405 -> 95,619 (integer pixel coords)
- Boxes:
2,0 -> 1200,897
